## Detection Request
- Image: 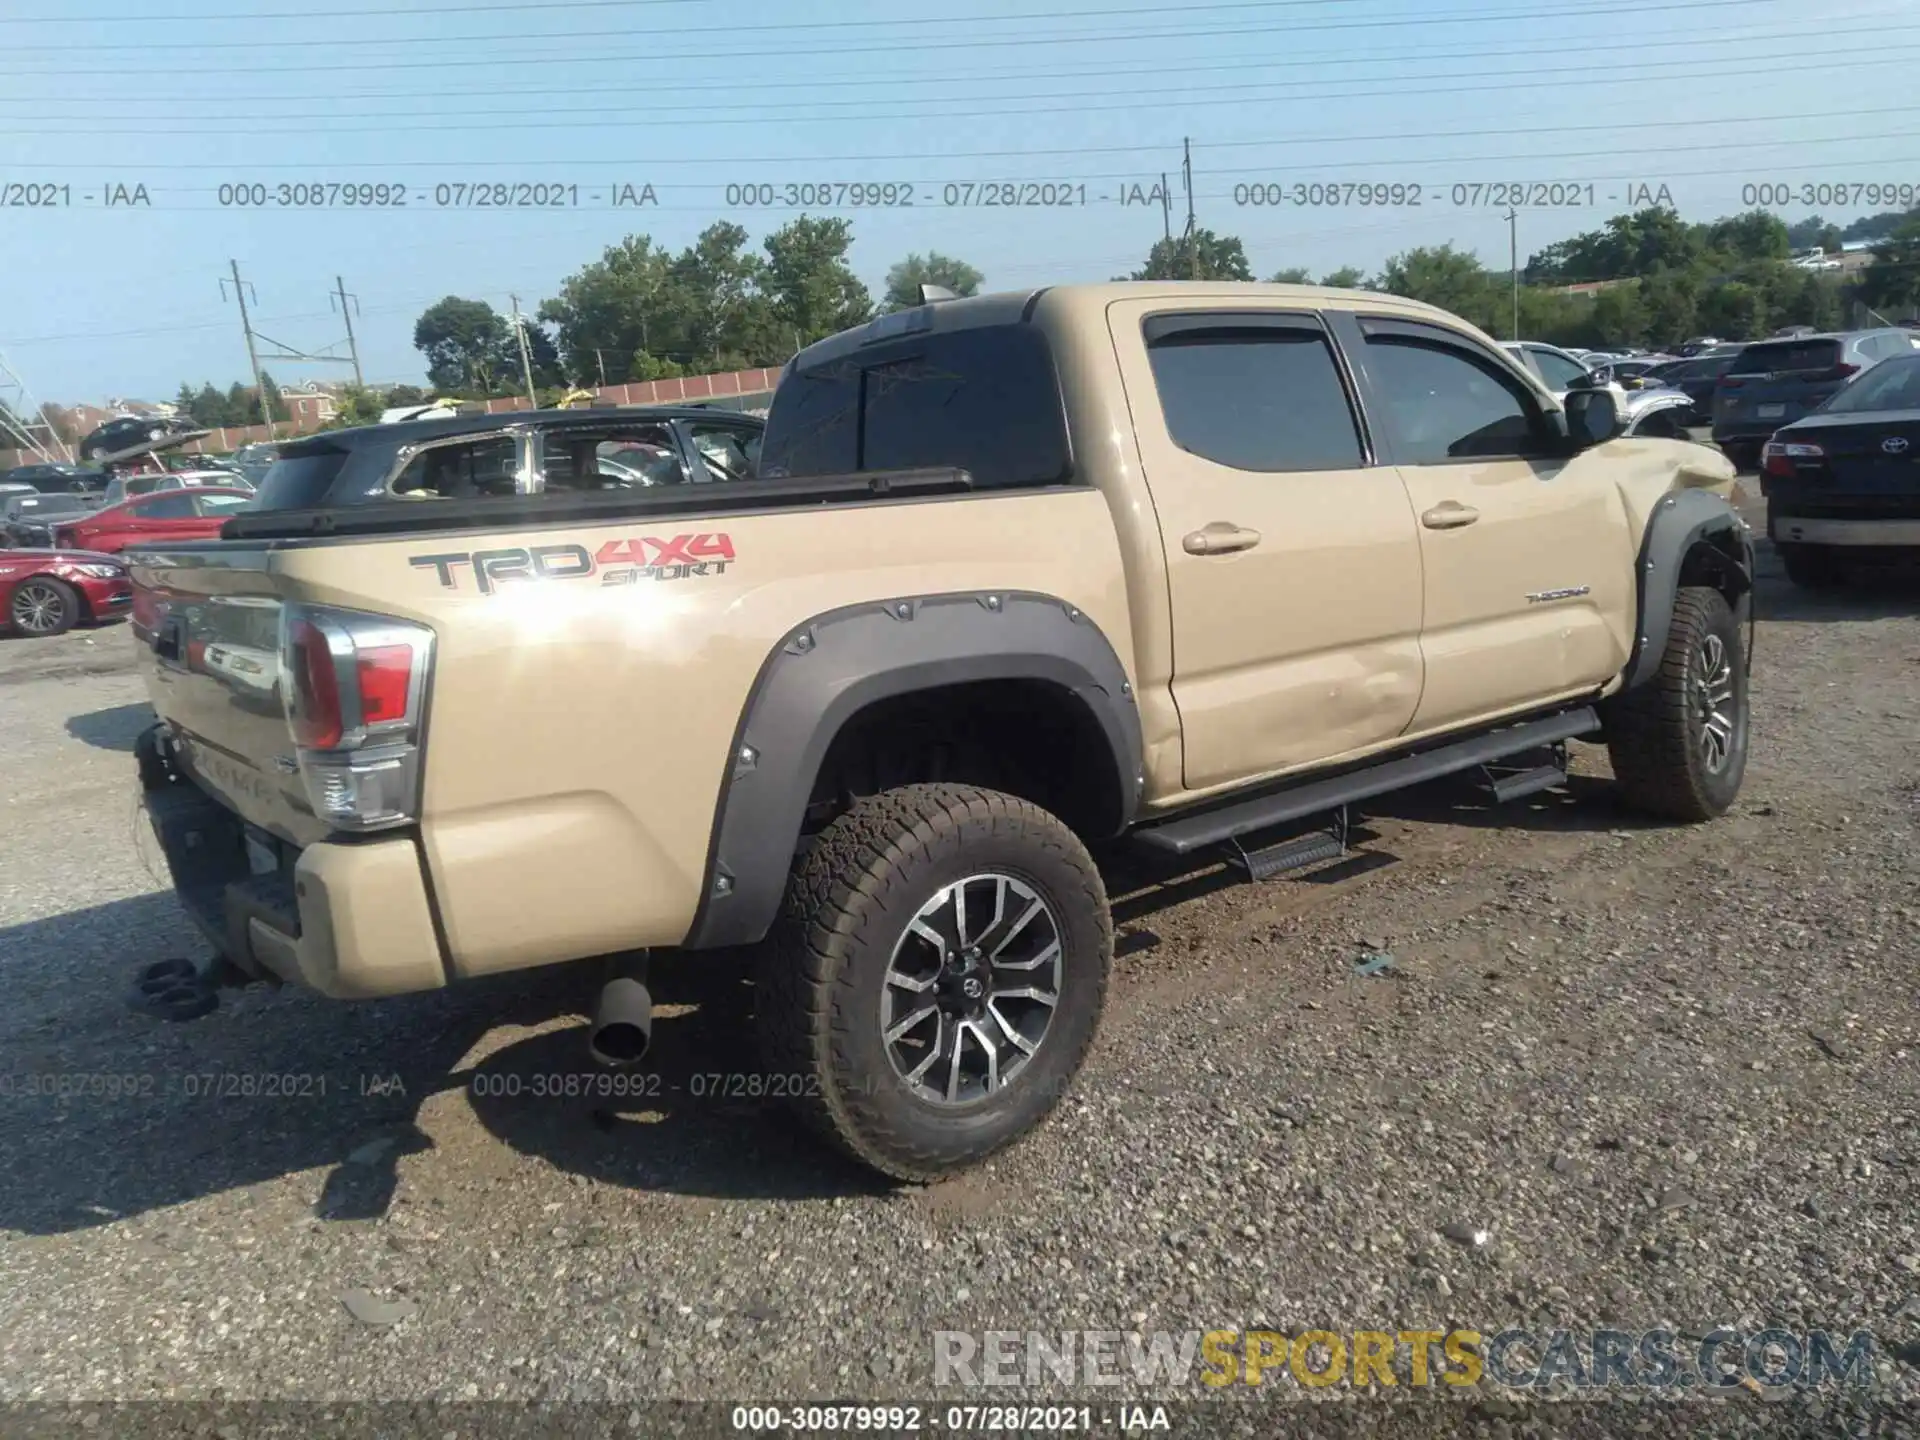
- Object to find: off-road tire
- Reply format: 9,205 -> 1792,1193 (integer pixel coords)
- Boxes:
755,783 -> 1111,1182
1606,586 -> 1749,822
1776,542 -> 1846,590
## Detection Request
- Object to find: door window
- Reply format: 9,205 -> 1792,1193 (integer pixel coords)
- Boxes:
1365,333 -> 1552,463
533,424 -> 683,489
134,494 -> 198,519
1144,322 -> 1364,472
389,436 -> 520,498
1527,346 -> 1590,391
685,422 -> 761,482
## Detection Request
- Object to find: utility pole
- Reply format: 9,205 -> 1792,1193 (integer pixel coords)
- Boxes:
1182,137 -> 1199,280
509,294 -> 538,407
1160,170 -> 1172,243
1505,207 -> 1520,341
593,348 -> 608,387
331,275 -> 364,388
223,260 -> 274,439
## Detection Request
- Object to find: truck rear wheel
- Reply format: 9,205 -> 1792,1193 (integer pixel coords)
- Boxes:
1606,585 -> 1749,822
755,783 -> 1111,1182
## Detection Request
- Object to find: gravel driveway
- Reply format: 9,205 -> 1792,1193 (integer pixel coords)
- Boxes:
1,506 -> 1916,1437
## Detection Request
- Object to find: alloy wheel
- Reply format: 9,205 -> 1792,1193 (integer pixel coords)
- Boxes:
1692,631 -> 1737,773
11,580 -> 69,635
880,872 -> 1064,1106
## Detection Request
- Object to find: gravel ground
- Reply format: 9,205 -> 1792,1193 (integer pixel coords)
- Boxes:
1,495 -> 1917,1437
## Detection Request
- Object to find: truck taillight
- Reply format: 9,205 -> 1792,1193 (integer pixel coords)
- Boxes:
280,604 -> 434,832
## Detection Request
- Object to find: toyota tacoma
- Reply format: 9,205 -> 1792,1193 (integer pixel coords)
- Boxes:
125,283 -> 1753,1180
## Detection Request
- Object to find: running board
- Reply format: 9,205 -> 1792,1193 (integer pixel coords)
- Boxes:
1224,811 -> 1349,881
1482,762 -> 1569,804
1135,708 -> 1600,858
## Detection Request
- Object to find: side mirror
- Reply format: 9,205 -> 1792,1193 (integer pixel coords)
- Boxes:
1565,387 -> 1623,448
1587,363 -> 1614,384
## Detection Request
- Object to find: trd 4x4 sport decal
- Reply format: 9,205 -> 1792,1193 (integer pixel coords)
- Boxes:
410,533 -> 734,594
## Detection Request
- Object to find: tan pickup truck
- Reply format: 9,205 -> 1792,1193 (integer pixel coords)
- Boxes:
126,283 -> 1752,1180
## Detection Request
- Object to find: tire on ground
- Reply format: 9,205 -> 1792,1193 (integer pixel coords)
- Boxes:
1777,542 -> 1846,590
1605,585 -> 1749,823
10,576 -> 79,637
755,782 -> 1111,1182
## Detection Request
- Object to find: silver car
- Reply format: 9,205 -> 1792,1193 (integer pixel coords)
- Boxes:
1501,341 -> 1697,440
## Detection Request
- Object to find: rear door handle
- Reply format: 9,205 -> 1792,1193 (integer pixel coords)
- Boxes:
1421,502 -> 1481,530
1182,521 -> 1263,556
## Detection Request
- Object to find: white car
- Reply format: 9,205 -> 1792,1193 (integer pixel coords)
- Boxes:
1500,341 -> 1698,440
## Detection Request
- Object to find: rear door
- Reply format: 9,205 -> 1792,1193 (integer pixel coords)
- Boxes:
1346,314 -> 1631,734
1107,299 -> 1425,792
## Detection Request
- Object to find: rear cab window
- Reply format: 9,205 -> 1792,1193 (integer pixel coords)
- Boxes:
759,322 -> 1072,490
253,446 -> 353,509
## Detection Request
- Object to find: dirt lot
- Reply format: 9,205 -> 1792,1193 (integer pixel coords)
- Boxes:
1,496 -> 1916,1435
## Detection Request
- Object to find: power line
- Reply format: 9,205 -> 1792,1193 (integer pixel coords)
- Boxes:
21,31 -> 1908,125
0,18 -> 1866,105
0,0 -> 1546,48
13,103 -> 1913,170
14,41 -> 1918,133
0,0 -> 1785,75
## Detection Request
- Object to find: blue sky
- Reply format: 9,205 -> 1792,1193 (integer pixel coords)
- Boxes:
1,0 -> 1914,403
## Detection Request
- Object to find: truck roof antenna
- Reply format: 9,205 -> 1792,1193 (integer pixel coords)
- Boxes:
919,285 -> 959,305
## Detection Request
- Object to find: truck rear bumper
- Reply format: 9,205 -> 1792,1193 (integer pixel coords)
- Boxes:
143,750 -> 446,1000
1771,515 -> 1920,547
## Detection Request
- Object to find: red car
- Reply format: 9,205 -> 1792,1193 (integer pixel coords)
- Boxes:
0,548 -> 133,637
51,487 -> 253,555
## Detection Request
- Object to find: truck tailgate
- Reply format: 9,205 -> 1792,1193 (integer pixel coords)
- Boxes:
127,544 -> 323,847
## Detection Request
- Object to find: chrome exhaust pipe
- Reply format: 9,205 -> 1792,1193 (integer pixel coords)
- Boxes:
588,974 -> 653,1067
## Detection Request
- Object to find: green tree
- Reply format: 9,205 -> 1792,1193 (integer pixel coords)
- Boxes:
1703,210 -> 1790,265
1267,266 -> 1313,283
1375,244 -> 1498,331
883,251 -> 985,310
1319,266 -> 1367,289
258,371 -> 290,424
324,386 -> 386,430
538,236 -> 677,385
666,221 -> 776,368
383,383 -> 427,408
1784,215 -> 1844,253
413,296 -> 516,394
1696,280 -> 1767,340
761,216 -> 873,348
1637,270 -> 1700,347
1855,218 -> 1920,309
1127,228 -> 1253,282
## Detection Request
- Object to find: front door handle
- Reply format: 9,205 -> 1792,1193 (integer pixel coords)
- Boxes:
1421,501 -> 1481,530
1183,521 -> 1263,556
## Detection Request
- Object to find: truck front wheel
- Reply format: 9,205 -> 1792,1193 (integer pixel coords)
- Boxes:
755,783 -> 1111,1182
1605,585 -> 1750,822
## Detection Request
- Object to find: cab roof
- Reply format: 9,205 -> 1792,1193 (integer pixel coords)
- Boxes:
789,281 -> 1485,370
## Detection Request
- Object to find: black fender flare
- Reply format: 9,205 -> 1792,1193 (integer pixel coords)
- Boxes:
1622,487 -> 1756,693
681,590 -> 1144,951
